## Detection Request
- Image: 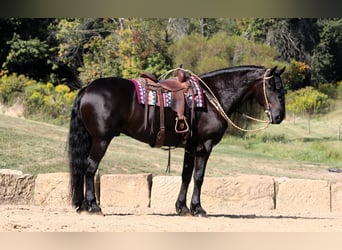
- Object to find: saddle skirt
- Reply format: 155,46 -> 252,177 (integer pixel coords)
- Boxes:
131,76 -> 205,109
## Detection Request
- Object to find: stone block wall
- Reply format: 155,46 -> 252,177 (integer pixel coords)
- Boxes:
1,169 -> 342,215
0,169 -> 34,205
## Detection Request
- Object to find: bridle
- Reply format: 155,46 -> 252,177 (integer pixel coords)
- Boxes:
263,68 -> 274,124
204,68 -> 274,132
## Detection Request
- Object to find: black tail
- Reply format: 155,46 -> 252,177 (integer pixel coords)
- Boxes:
68,87 -> 91,207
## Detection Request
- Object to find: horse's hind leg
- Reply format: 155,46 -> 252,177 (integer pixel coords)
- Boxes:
175,150 -> 194,215
82,138 -> 111,215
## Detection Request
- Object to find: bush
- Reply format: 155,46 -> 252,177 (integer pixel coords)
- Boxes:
281,60 -> 310,91
337,81 -> 342,98
0,70 -> 76,125
286,86 -> 329,115
169,32 -> 278,74
25,82 -> 76,124
0,72 -> 35,104
318,83 -> 339,99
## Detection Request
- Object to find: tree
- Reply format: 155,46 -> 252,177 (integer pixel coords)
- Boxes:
80,33 -> 120,83
114,19 -> 172,78
283,59 -> 310,90
169,32 -> 279,74
3,33 -> 51,81
1,18 -> 57,82
0,18 -> 85,89
311,18 -> 342,84
286,86 -> 329,133
266,19 -> 319,63
238,18 -> 274,42
168,33 -> 206,72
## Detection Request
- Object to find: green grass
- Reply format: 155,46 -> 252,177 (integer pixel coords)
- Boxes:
0,102 -> 341,180
0,115 -> 68,176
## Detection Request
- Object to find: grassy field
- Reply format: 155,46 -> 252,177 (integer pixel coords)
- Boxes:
0,105 -> 341,180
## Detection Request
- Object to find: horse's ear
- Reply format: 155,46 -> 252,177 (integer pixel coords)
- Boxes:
268,66 -> 277,76
278,66 -> 286,75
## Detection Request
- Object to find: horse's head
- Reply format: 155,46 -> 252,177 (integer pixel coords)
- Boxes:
260,66 -> 286,124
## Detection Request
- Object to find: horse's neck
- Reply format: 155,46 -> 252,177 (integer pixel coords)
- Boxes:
205,76 -> 255,115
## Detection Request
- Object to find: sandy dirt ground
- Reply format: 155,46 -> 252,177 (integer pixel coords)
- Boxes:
2,205 -> 342,232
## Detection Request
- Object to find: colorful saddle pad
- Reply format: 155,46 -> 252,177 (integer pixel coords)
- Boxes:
131,76 -> 205,108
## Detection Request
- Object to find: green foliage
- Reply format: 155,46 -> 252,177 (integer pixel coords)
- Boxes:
282,59 -> 310,90
169,32 -> 278,73
3,33 -> 50,66
80,33 -> 121,83
266,19 -> 318,62
115,27 -> 171,79
238,18 -> 274,42
286,86 -> 329,116
311,18 -> 342,84
3,18 -> 342,127
2,31 -> 55,82
337,81 -> 342,98
54,18 -> 83,68
0,72 -> 34,104
318,83 -> 339,99
25,82 -> 76,124
168,33 -> 206,72
0,71 -> 76,125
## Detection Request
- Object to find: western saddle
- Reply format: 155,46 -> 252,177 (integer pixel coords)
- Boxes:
139,68 -> 194,147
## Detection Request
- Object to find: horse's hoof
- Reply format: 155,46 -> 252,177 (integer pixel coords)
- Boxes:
91,210 -> 105,216
177,206 -> 191,216
78,210 -> 90,215
89,208 -> 105,216
191,207 -> 207,217
178,209 -> 192,216
88,206 -> 104,216
75,207 -> 88,215
193,212 -> 207,218
76,209 -> 104,216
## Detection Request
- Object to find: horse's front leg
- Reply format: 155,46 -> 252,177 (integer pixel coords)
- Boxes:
190,140 -> 213,217
175,150 -> 194,216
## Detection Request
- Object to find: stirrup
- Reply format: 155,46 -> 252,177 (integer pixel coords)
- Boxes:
175,117 -> 189,134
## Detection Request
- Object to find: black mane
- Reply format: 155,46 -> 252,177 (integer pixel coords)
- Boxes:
200,65 -> 266,79
199,65 -> 268,135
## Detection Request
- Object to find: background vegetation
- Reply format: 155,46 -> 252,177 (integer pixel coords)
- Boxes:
0,18 -> 341,176
1,18 -> 342,124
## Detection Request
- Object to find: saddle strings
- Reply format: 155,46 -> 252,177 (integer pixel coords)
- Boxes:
160,67 -> 272,133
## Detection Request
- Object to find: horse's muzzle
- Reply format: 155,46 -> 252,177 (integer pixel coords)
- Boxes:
266,109 -> 284,124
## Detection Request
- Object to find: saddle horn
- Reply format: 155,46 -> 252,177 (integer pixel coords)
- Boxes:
176,64 -> 186,83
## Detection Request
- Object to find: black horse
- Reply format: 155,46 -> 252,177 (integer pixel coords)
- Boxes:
68,65 -> 286,216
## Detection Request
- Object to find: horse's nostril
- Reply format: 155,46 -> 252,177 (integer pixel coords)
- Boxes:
274,115 -> 282,123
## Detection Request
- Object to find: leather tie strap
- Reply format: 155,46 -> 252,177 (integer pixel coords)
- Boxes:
154,88 -> 165,148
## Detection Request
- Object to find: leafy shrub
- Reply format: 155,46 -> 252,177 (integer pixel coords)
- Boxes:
318,83 -> 339,99
25,82 -> 76,124
281,59 -> 310,91
0,71 -> 76,125
169,32 -> 278,74
0,72 -> 35,104
337,81 -> 342,98
286,86 -> 329,115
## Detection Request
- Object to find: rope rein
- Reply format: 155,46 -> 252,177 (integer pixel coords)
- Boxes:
159,67 -> 273,133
